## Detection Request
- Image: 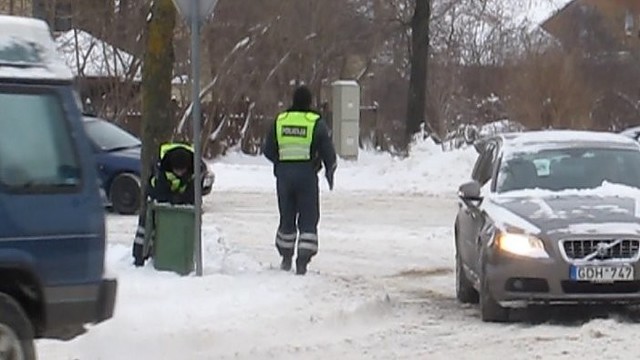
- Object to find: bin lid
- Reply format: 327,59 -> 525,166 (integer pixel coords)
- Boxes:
151,201 -> 196,212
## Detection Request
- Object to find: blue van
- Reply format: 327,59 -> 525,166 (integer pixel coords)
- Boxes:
0,16 -> 116,358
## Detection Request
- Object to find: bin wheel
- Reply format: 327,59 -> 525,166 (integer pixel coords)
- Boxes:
110,173 -> 141,215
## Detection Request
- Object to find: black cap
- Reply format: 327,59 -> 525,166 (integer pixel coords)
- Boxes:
292,86 -> 312,110
167,147 -> 192,171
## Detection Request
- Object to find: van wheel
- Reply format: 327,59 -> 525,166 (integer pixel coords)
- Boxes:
480,271 -> 510,322
0,293 -> 36,360
110,173 -> 141,215
456,252 -> 479,304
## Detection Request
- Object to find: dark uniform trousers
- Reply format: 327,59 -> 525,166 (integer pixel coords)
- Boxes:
275,171 -> 319,261
132,188 -> 151,265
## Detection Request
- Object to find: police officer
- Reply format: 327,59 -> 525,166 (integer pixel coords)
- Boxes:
151,143 -> 195,204
132,143 -> 195,266
263,86 -> 337,275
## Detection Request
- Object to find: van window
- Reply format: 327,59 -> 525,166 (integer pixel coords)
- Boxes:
0,91 -> 80,191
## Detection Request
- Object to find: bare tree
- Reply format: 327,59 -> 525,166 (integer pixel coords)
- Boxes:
52,0 -> 618,157
406,0 -> 431,146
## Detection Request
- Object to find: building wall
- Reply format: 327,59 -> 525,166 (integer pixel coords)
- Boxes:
544,0 -> 640,53
0,0 -> 32,16
590,0 -> 640,45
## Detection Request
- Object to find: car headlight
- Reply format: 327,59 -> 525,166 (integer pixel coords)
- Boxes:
496,232 -> 549,258
203,174 -> 214,187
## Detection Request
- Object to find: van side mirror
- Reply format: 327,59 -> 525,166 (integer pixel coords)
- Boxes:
458,181 -> 482,203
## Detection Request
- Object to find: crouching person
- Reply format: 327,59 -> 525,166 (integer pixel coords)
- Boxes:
132,143 -> 195,266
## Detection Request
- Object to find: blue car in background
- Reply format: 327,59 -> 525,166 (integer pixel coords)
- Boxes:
83,115 -> 214,214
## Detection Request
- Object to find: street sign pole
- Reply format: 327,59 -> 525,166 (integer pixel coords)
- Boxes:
190,0 -> 203,277
172,0 -> 218,277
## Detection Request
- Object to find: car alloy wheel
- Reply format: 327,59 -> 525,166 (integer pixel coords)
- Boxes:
110,173 -> 141,215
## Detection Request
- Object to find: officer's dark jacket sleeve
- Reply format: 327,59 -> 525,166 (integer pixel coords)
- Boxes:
312,119 -> 337,172
262,119 -> 278,164
152,171 -> 173,203
152,171 -> 195,205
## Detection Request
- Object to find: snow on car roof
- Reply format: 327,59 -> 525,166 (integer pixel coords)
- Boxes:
494,181 -> 640,200
0,15 -> 74,81
501,130 -> 639,154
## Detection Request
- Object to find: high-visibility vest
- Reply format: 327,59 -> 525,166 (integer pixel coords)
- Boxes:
151,171 -> 188,193
159,142 -> 194,159
164,171 -> 188,193
275,111 -> 319,161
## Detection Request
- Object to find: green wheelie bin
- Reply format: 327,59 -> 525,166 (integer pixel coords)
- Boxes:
146,201 -> 196,275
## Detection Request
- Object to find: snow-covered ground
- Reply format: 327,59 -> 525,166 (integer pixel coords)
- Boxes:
38,140 -> 640,359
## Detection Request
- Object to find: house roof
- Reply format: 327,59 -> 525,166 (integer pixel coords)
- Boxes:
55,29 -> 141,80
540,0 -> 640,51
527,0 -> 575,27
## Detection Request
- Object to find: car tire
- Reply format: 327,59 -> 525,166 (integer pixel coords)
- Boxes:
480,270 -> 510,322
110,173 -> 141,215
456,252 -> 479,304
0,293 -> 36,360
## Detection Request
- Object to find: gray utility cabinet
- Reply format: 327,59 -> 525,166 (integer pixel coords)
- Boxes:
331,80 -> 360,160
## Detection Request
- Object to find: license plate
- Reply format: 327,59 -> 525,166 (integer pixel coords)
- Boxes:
570,265 -> 634,282
203,176 -> 213,187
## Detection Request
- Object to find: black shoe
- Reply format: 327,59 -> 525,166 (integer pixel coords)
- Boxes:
295,257 -> 309,275
280,256 -> 292,271
134,257 -> 144,267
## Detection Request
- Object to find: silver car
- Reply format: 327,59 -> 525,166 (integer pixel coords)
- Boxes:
455,130 -> 640,322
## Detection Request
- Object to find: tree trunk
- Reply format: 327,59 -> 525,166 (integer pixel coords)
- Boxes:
138,0 -> 176,217
405,0 -> 431,146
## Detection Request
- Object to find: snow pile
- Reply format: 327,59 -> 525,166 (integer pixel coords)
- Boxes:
334,138 -> 477,194
211,137 -> 478,195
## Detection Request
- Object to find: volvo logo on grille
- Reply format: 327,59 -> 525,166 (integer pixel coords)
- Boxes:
596,242 -> 610,257
580,239 -> 624,261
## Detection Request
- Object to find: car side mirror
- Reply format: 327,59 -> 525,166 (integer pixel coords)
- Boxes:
458,181 -> 483,204
473,140 -> 486,154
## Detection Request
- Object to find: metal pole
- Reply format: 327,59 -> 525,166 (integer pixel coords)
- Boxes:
191,0 -> 203,277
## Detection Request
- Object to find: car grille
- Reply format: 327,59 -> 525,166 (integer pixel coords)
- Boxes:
562,239 -> 640,260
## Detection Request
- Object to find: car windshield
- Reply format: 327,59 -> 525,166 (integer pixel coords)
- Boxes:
496,147 -> 640,192
84,119 -> 140,152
